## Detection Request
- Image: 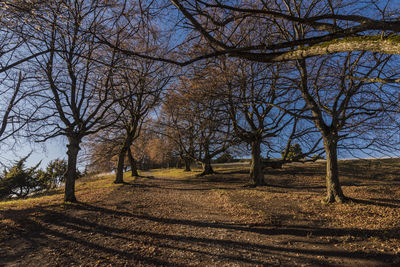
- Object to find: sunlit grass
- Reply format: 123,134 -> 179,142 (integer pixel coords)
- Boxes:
0,172 -> 134,210
2,158 -> 399,211
144,168 -> 201,179
141,165 -> 249,181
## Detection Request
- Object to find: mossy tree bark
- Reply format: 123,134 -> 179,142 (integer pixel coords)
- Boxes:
164,2 -> 400,64
64,136 -> 80,202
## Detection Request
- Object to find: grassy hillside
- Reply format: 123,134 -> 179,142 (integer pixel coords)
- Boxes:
0,172 -> 135,210
1,159 -> 400,265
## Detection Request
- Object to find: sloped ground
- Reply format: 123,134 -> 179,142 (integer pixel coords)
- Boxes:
0,162 -> 400,266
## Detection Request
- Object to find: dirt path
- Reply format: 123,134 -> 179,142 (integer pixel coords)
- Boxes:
0,174 -> 398,266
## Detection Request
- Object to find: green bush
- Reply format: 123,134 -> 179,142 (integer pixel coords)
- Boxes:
0,155 -> 42,199
38,158 -> 67,189
281,143 -> 304,162
0,156 -> 70,200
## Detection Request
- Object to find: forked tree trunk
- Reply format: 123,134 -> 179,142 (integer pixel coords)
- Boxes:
323,136 -> 346,203
199,158 -> 214,176
183,157 -> 191,172
64,137 -> 80,202
249,139 -> 265,186
127,147 -> 139,177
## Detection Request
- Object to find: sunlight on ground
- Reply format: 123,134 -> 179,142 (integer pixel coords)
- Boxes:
1,158 -> 400,211
0,172 -> 133,210
144,168 -> 202,179
145,166 -> 249,180
1,159 -> 400,262
142,161 -> 400,256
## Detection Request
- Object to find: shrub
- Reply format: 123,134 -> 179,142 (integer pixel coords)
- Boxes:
40,158 -> 67,189
0,155 -> 42,199
281,143 -> 304,162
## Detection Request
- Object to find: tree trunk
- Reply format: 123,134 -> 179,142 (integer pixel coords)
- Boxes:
183,157 -> 191,172
323,136 -> 346,203
249,139 -> 265,186
199,158 -> 214,176
64,137 -> 80,202
127,147 -> 139,177
114,144 -> 127,184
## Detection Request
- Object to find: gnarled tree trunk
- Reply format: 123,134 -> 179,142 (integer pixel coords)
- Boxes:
64,136 -> 80,202
199,158 -> 214,176
127,147 -> 139,177
323,135 -> 346,203
249,139 -> 265,186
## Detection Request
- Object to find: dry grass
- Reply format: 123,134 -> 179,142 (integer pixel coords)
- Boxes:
145,167 -> 203,179
1,158 -> 400,266
139,159 -> 400,255
141,160 -> 400,262
0,172 -> 134,210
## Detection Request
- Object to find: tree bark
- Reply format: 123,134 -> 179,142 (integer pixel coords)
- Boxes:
323,136 -> 346,203
199,158 -> 214,176
245,37 -> 400,63
127,147 -> 139,177
249,139 -> 265,186
114,145 -> 127,184
64,136 -> 80,202
183,157 -> 191,172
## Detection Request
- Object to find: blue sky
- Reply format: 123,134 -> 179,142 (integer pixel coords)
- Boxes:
1,137 -> 67,169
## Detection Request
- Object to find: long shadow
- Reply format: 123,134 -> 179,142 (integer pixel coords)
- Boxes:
0,216 -> 184,267
197,176 -> 244,184
140,171 -> 329,191
140,173 -> 324,191
0,208 -> 299,266
263,183 -> 326,190
348,198 -> 400,208
129,175 -> 246,191
1,203 -> 399,265
217,170 -> 249,175
141,174 -> 245,184
22,213 -> 273,265
28,212 -> 400,261
65,203 -> 400,240
370,198 -> 400,204
126,181 -> 239,192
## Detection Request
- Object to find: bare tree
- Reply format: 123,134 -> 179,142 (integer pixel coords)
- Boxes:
29,0 -> 124,202
92,0 -> 400,68
159,101 -> 197,172
161,68 -> 235,176
0,1 -> 52,73
111,58 -> 170,183
288,52 -> 393,202
0,1 -> 51,155
219,60 -> 296,185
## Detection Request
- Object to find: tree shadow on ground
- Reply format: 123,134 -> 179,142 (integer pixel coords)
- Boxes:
347,198 -> 400,208
1,202 -> 399,266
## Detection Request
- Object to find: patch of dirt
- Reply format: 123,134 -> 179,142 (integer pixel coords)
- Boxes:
1,164 -> 400,266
